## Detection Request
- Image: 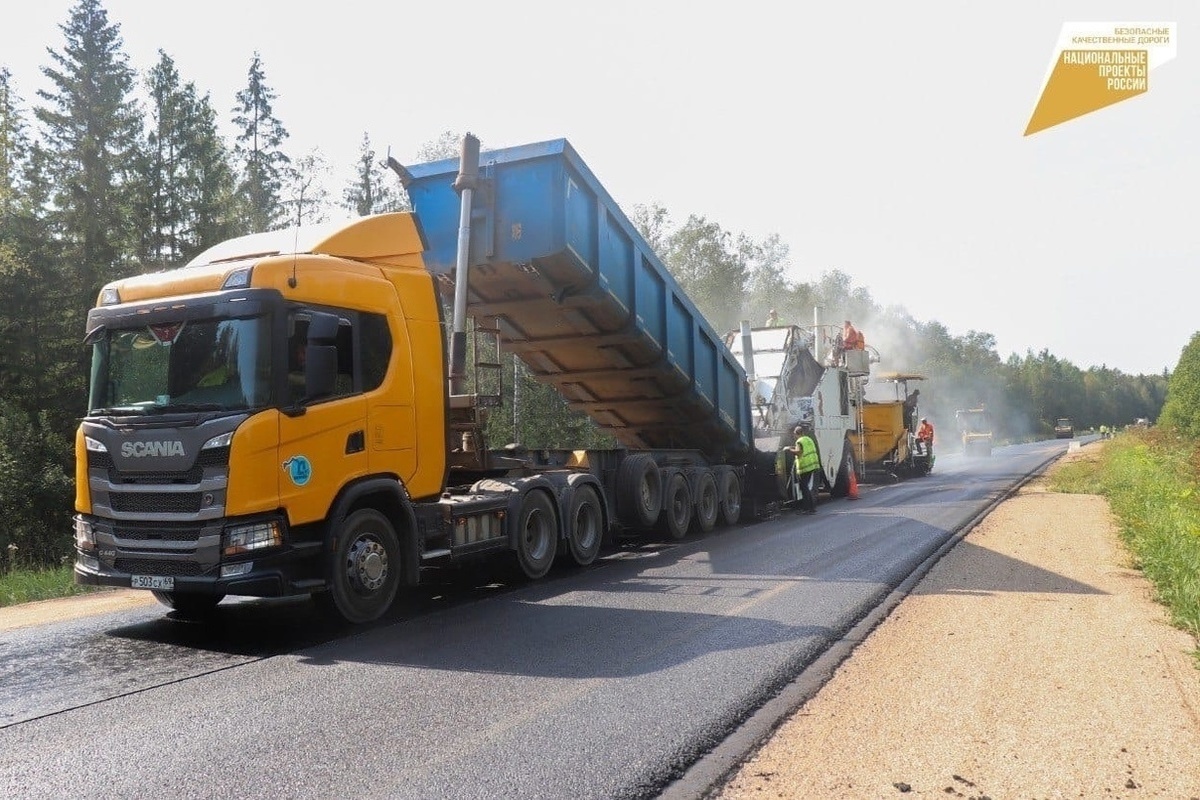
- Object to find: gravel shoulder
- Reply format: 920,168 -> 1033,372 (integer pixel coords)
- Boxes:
717,444 -> 1200,799
0,586 -> 155,633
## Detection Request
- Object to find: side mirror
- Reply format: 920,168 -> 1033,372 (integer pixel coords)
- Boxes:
304,312 -> 340,400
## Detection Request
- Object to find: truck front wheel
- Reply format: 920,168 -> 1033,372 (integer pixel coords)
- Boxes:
325,508 -> 401,624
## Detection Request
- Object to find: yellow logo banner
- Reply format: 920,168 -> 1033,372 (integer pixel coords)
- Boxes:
1025,24 -> 1176,136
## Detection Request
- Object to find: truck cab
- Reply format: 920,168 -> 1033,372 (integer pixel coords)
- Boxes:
1054,417 -> 1075,439
74,214 -> 441,619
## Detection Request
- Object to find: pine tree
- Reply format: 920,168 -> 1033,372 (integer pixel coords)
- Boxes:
137,50 -> 237,265
0,67 -> 27,217
35,0 -> 142,299
232,52 -> 289,232
137,50 -> 186,267
182,88 -> 238,256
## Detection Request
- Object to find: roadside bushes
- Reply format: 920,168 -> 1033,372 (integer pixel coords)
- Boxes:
1075,429 -> 1200,644
0,402 -> 74,570
1160,332 -> 1200,437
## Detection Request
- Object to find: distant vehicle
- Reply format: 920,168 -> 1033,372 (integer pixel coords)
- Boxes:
955,407 -> 993,457
1054,417 -> 1075,439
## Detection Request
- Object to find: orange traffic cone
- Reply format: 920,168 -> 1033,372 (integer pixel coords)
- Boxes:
847,468 -> 859,500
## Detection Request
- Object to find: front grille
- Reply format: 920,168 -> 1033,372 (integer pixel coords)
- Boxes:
198,447 -> 230,467
109,466 -> 205,485
116,528 -> 202,542
114,559 -> 205,577
110,492 -> 203,514
88,446 -> 229,485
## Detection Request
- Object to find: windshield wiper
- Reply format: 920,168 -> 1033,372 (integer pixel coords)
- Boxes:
148,403 -> 228,413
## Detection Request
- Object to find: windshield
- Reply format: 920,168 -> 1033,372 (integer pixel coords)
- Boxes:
88,316 -> 272,414
959,413 -> 990,433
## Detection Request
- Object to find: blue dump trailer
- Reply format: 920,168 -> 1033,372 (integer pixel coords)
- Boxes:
71,134 -> 858,624
405,139 -> 754,465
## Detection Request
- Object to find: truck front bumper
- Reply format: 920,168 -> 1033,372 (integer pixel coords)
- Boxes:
73,513 -> 324,598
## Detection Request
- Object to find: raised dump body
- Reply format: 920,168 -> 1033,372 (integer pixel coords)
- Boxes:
405,139 -> 752,463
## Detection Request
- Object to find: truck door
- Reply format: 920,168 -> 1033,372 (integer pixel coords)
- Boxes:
278,310 -> 369,527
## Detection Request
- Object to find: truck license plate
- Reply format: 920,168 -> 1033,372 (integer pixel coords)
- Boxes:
131,575 -> 174,591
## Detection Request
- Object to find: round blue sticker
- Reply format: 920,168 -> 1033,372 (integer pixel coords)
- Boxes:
283,456 -> 312,487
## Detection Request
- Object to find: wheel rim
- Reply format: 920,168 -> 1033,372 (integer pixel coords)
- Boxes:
670,480 -> 690,528
574,502 -> 600,552
346,536 -> 389,593
724,477 -> 741,517
700,484 -> 716,521
524,508 -> 551,561
639,476 -> 655,513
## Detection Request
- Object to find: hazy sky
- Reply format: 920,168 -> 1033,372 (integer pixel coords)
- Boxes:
2,1 -> 1195,375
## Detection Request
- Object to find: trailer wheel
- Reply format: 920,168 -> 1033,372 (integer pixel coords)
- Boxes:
151,591 -> 224,617
564,485 -> 604,567
718,470 -> 742,526
661,472 -> 692,540
325,508 -> 401,624
693,471 -> 719,534
617,454 -> 662,529
514,490 -> 558,579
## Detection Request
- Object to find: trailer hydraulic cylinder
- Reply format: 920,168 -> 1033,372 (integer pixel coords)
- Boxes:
449,133 -> 480,395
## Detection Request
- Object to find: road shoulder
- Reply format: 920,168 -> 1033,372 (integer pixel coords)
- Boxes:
0,588 -> 156,633
717,448 -> 1200,798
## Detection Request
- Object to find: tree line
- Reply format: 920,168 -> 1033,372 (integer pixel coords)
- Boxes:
0,0 -> 1177,570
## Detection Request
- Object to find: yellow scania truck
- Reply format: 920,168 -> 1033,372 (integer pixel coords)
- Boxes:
75,137 -> 875,623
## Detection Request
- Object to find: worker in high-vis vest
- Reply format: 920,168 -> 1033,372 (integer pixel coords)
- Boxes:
788,423 -> 820,513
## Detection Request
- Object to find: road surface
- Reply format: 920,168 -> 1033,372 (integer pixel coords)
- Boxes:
0,440 -> 1070,799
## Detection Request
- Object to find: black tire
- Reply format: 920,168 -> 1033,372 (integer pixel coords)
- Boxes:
718,470 -> 742,526
325,508 -> 401,624
564,485 -> 604,567
692,471 -> 719,533
151,590 -> 224,617
661,472 -> 692,540
514,490 -> 558,579
616,454 -> 662,529
831,442 -> 855,498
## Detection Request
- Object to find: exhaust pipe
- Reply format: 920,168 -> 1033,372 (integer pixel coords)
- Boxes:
449,133 -> 480,395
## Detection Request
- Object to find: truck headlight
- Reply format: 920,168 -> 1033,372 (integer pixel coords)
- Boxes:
74,517 -> 96,552
203,432 -> 233,450
222,520 -> 282,556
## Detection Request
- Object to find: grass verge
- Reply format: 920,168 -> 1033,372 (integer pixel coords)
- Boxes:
1050,429 -> 1200,651
0,565 -> 100,608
